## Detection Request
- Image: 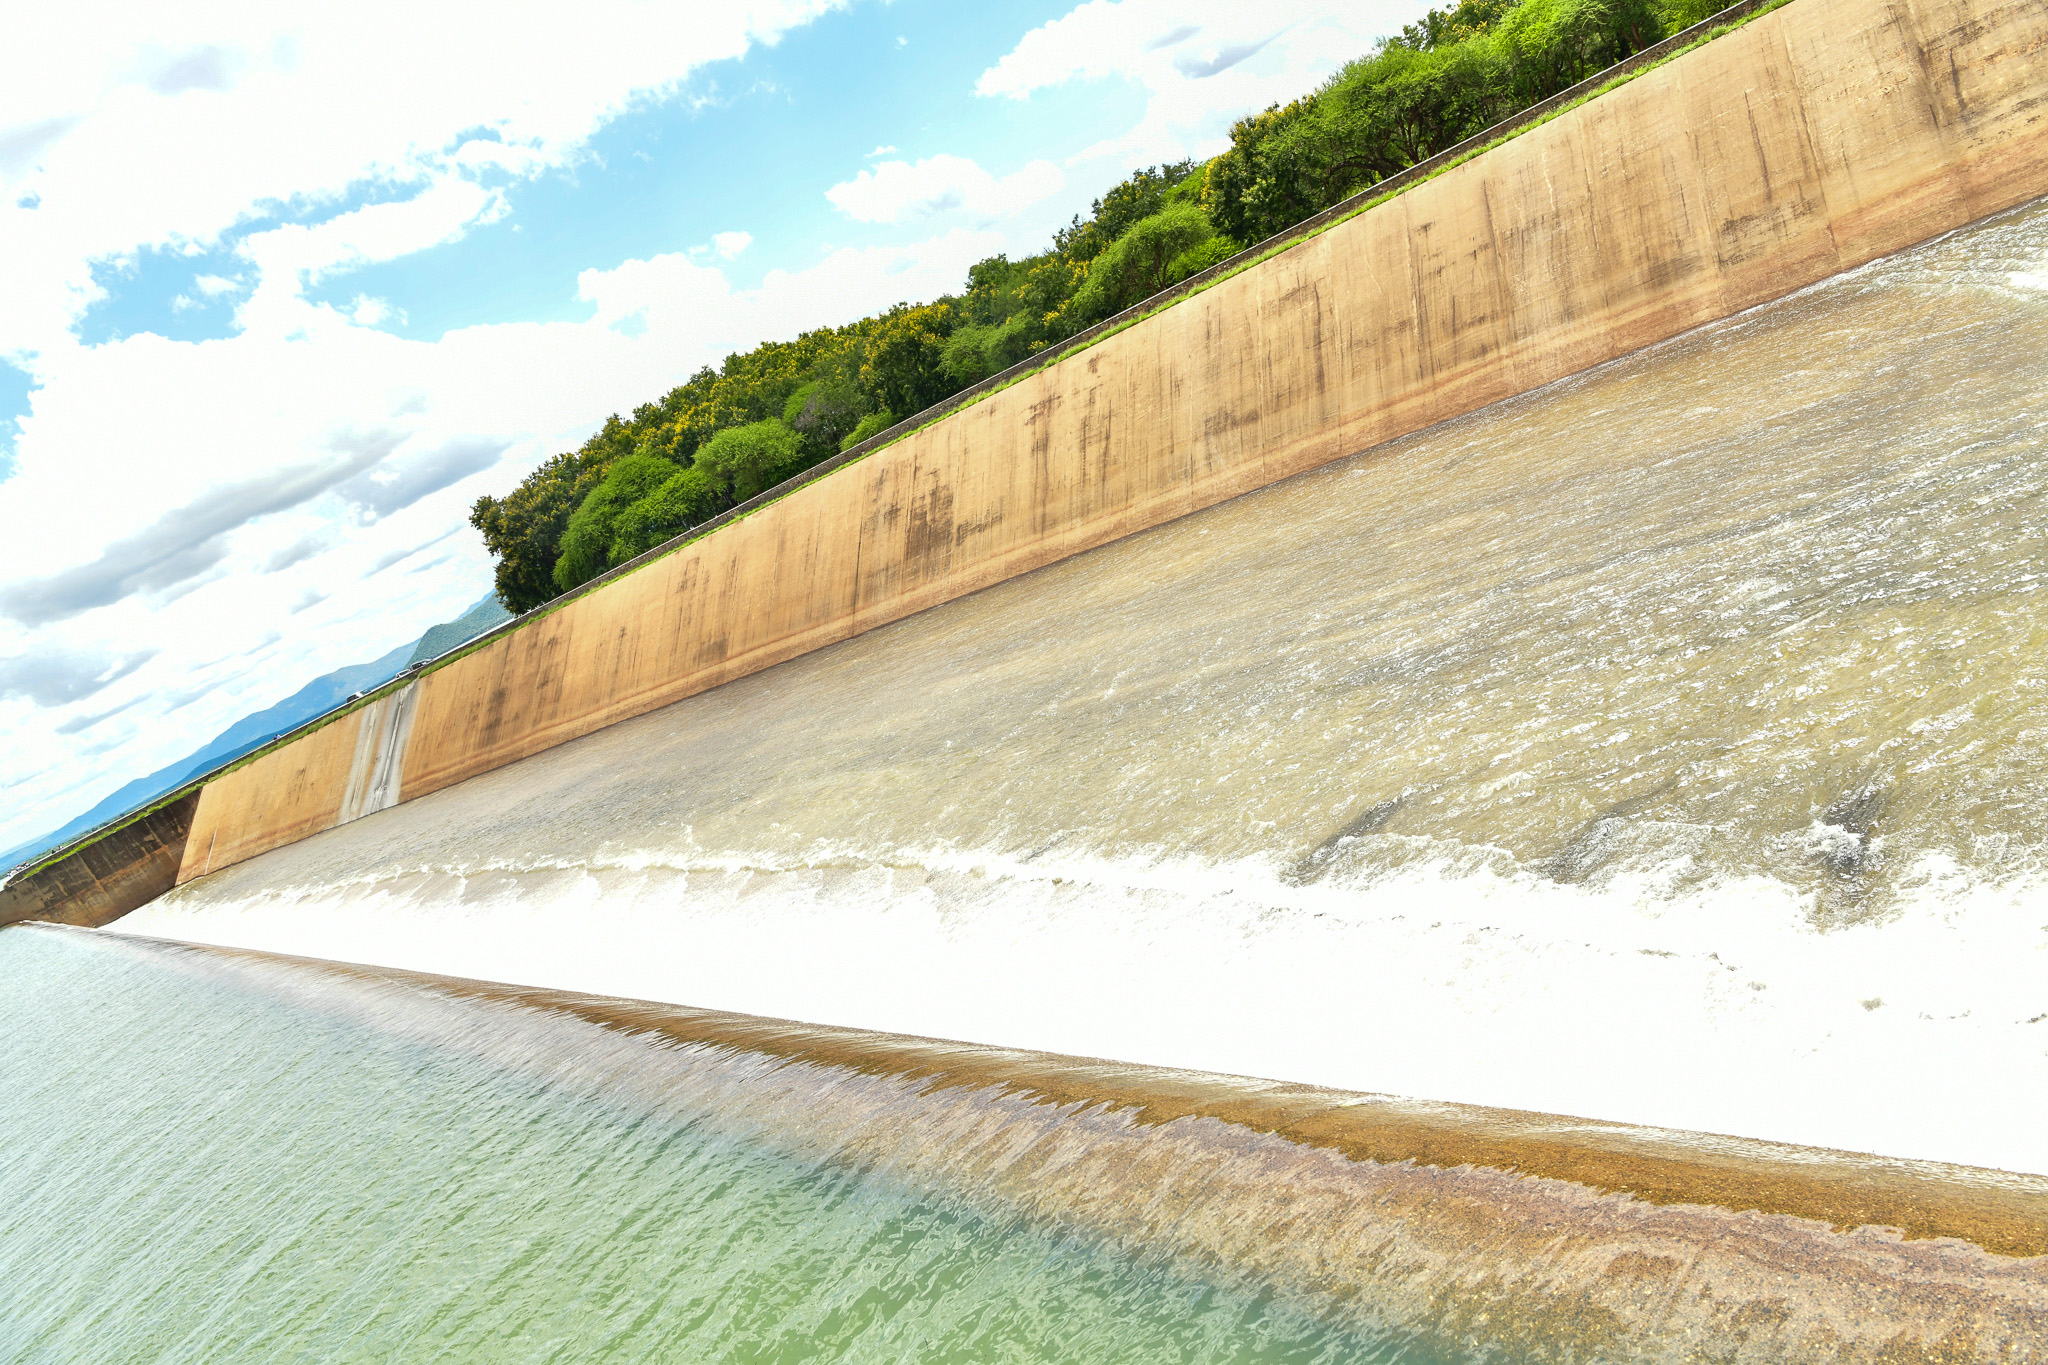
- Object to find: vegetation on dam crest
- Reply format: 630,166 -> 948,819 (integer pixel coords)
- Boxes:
471,0 -> 1736,613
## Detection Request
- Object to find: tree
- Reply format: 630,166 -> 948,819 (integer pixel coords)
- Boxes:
1655,0 -> 1724,29
693,419 -> 808,503
552,452 -> 680,593
940,312 -> 1041,387
1166,235 -> 1240,284
471,449 -> 607,612
1069,204 -> 1222,323
609,465 -> 725,562
960,255 -> 1032,327
1309,40 -> 1507,191
858,302 -> 959,419
783,378 -> 868,460
1495,0 -> 1666,104
1054,161 -> 1198,265
1205,98 -> 1328,246
1394,0 -> 1514,50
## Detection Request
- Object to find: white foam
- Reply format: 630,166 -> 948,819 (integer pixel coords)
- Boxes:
110,199 -> 2048,1181
117,839 -> 2048,1176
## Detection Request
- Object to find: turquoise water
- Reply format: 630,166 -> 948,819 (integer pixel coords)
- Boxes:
0,927 -> 1420,1364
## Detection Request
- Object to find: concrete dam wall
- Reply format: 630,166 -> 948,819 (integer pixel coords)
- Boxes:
19,0 -> 2046,902
0,793 -> 200,930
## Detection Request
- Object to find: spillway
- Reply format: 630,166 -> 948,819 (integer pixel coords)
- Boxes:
0,927 -> 1391,1362
115,196 -> 2048,1187
6,0 -> 2045,1352
8,924 -> 2045,1363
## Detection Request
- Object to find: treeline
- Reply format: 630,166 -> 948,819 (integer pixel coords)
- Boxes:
473,0 -> 1723,612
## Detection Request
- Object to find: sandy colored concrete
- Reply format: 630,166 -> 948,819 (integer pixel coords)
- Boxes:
177,713 -> 365,881
389,960 -> 2048,1261
0,793 -> 201,929
179,0 -> 2048,883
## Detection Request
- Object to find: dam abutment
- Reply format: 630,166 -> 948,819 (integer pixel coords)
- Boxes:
0,793 -> 201,930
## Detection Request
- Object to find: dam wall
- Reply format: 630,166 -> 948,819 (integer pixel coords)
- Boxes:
144,0 -> 2048,884
0,793 -> 201,929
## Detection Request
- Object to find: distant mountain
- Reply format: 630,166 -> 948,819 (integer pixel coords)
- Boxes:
409,594 -> 511,666
3,593 -> 511,876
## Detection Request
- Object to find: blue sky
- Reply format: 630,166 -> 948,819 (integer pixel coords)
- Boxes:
0,0 -> 1427,852
303,0 -> 1137,340
0,362 -> 31,474
81,0 -> 1139,349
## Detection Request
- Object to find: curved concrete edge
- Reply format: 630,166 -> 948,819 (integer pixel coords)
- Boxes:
51,924 -> 2048,1363
167,936 -> 2048,1259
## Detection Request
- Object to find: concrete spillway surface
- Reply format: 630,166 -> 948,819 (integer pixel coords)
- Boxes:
42,196 -> 2042,1356
8,925 -> 2046,1362
130,197 -> 2048,1167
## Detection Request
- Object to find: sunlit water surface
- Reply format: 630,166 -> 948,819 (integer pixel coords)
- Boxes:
0,928 -> 1408,1364
127,200 -> 2048,1173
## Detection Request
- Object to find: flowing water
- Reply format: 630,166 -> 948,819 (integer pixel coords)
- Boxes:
18,196 -> 2048,1363
10,925 -> 2044,1363
0,926 -> 1411,1363
122,198 -> 2048,1175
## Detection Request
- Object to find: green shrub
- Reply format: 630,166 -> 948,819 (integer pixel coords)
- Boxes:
1052,161 -> 1199,267
785,378 -> 868,458
552,451 -> 680,592
1656,0 -> 1724,28
1165,235 -> 1241,285
856,302 -> 960,418
694,419 -> 808,502
940,311 -> 1044,387
609,465 -> 724,563
1206,97 -> 1328,246
1495,0 -> 1666,104
839,410 -> 896,452
1069,204 -> 1219,323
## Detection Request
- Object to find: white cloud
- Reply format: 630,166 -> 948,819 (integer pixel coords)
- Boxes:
336,438 -> 507,521
231,178 -> 508,333
348,295 -> 398,327
711,231 -> 753,260
977,0 -> 1426,166
0,0 -> 852,359
0,211 -> 1002,851
579,227 -> 1000,345
0,0 -> 863,851
826,154 -> 1063,225
139,45 -> 238,98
